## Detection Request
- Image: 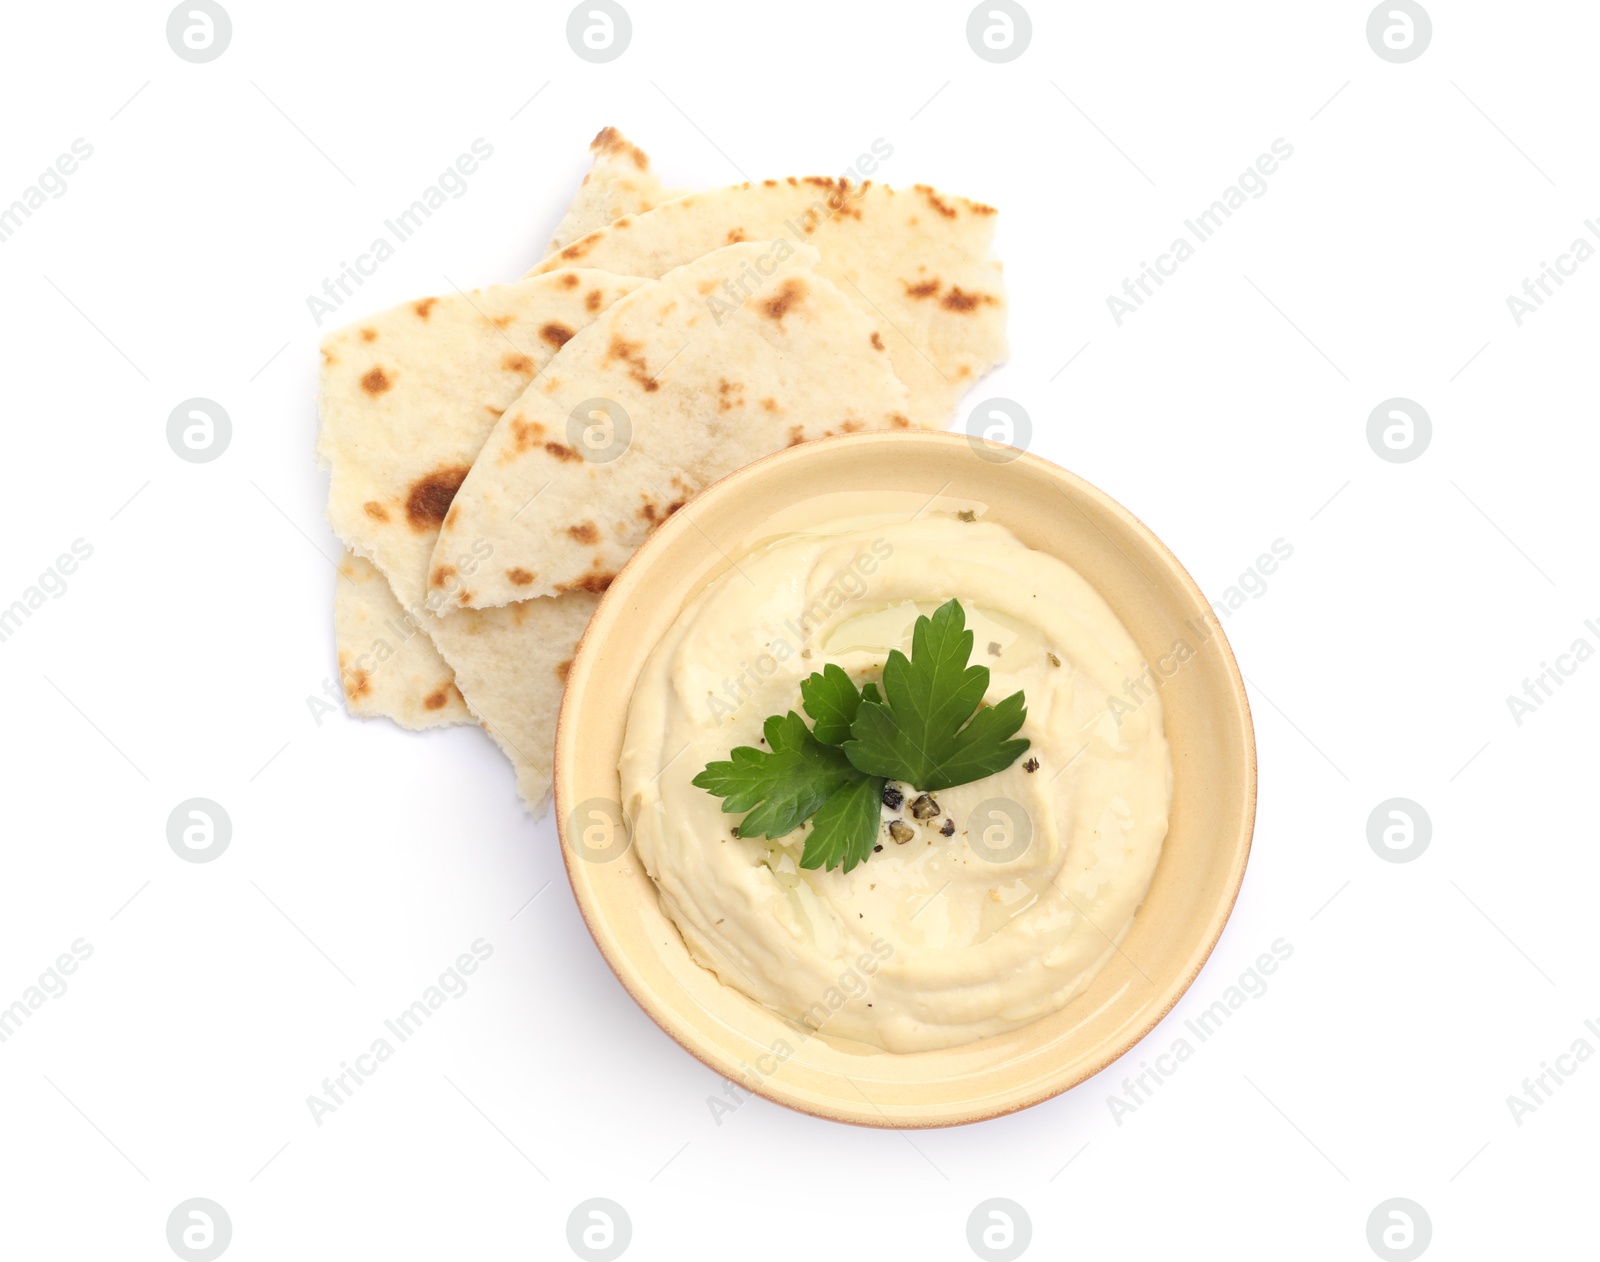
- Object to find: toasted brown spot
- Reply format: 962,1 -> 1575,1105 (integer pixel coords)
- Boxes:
763,179 -> 777,186
360,327 -> 377,343
492,314 -> 514,329
559,272 -> 580,289
405,465 -> 471,529
544,442 -> 580,462
605,335 -> 661,392
716,377 -> 746,413
444,506 -> 458,528
456,590 -> 472,605
561,236 -> 596,260
904,278 -> 940,299
361,367 -> 392,395
503,353 -> 534,374
726,227 -> 747,243
760,397 -> 778,412
345,669 -> 371,700
413,297 -> 438,319
554,659 -> 573,683
321,349 -> 336,365
431,564 -> 455,588
424,687 -> 451,710
566,520 -> 600,544
586,289 -> 603,312
510,418 -> 547,454
637,494 -> 687,525
941,286 -> 997,313
870,331 -> 885,351
362,501 -> 389,522
788,424 -> 807,447
588,126 -> 650,170
890,413 -> 912,429
507,567 -> 536,586
841,420 -> 863,433
760,279 -> 807,323
915,184 -> 959,219
540,323 -> 574,349
556,572 -> 615,595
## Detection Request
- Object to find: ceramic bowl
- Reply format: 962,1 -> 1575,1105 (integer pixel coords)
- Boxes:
554,431 -> 1255,1127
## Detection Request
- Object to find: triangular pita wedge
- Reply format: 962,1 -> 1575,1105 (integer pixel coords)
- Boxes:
534,178 -> 1007,428
317,270 -> 650,805
334,552 -> 471,728
319,269 -> 647,609
423,592 -> 602,807
548,126 -> 683,253
327,128 -> 676,732
428,240 -> 914,611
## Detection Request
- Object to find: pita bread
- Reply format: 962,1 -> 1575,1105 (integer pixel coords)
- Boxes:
319,269 -> 647,609
424,592 -> 601,807
428,240 -> 914,611
548,127 -> 682,253
532,178 -> 1007,428
316,270 -> 650,799
334,552 -> 471,728
325,129 -> 671,732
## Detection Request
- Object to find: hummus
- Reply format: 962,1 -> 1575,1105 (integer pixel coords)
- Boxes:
619,503 -> 1172,1052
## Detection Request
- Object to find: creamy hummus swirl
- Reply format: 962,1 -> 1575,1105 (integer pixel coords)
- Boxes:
620,508 -> 1171,1052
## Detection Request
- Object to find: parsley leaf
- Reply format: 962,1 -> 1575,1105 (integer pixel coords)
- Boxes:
691,711 -> 858,840
843,599 -> 1029,791
801,772 -> 886,872
800,663 -> 874,745
691,600 -> 1029,874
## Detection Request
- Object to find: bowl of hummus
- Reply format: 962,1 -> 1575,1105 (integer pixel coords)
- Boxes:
555,431 -> 1255,1127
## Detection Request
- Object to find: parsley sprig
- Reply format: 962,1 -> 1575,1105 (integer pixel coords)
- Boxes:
691,600 -> 1030,873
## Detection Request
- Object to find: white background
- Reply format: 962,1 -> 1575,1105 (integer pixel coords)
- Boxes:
1,1 -> 1595,1258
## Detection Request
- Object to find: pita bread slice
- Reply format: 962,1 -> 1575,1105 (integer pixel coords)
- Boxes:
533,178 -> 1007,428
428,240 -> 914,611
327,133 -> 676,728
548,127 -> 683,253
424,592 -> 601,810
318,269 -> 647,611
334,551 -> 471,728
317,271 -> 654,809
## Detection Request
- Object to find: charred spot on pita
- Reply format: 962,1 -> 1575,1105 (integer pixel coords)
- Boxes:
405,465 -> 471,529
